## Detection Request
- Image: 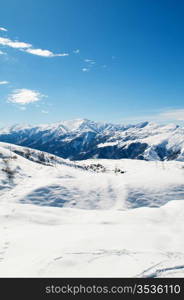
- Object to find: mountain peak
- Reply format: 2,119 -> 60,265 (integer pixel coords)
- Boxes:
61,118 -> 91,131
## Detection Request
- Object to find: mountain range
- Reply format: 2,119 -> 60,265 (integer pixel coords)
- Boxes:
0,118 -> 183,161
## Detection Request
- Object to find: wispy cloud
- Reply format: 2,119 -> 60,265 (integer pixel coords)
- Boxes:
0,37 -> 31,48
158,109 -> 184,121
0,50 -> 6,55
0,80 -> 9,85
0,27 -> 8,32
82,59 -> 96,72
122,108 -> 184,124
73,49 -> 80,54
8,89 -> 45,105
82,68 -> 90,72
0,36 -> 69,58
25,48 -> 69,57
84,59 -> 96,64
41,110 -> 49,114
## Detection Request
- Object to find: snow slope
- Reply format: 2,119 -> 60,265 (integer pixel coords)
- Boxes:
0,142 -> 184,277
0,201 -> 184,277
1,141 -> 184,209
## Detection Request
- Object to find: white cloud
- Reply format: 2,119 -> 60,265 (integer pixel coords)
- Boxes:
82,59 -> 96,72
0,27 -> 8,32
73,49 -> 80,54
122,108 -> 184,125
25,48 -> 69,57
84,59 -> 95,64
0,36 -> 69,57
158,109 -> 184,121
82,68 -> 90,72
0,37 -> 31,48
0,81 -> 9,85
8,89 -> 45,105
57,53 -> 69,57
41,110 -> 49,114
0,50 -> 6,55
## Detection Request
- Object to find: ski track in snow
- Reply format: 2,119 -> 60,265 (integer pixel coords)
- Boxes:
138,257 -> 184,278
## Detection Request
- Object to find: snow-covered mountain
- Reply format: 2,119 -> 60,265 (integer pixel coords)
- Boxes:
0,141 -> 184,277
0,119 -> 184,161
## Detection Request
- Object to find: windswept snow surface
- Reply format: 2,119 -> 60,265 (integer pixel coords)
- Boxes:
0,142 -> 184,277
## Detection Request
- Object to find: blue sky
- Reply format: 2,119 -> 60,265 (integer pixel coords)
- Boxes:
1,0 -> 184,126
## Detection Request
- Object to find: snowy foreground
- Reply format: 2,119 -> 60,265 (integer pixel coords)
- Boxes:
0,142 -> 184,277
